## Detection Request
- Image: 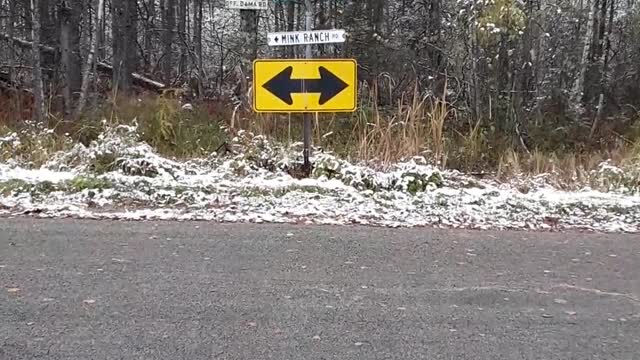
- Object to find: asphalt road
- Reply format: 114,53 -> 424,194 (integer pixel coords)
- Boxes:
1,218 -> 639,360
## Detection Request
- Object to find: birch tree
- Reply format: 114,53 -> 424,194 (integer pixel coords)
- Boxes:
75,0 -> 104,117
30,0 -> 46,122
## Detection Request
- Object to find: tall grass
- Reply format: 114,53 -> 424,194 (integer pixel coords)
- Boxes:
1,86 -> 639,187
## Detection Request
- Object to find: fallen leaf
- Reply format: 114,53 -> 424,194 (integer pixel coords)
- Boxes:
7,287 -> 19,293
27,322 -> 34,326
354,342 -> 363,346
542,313 -> 553,318
247,322 -> 257,327
554,298 -> 568,305
312,335 -> 321,340
286,233 -> 294,237
397,307 -> 406,311
83,299 -> 96,304
565,311 -> 577,316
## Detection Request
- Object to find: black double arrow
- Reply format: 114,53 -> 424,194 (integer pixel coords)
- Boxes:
262,66 -> 348,106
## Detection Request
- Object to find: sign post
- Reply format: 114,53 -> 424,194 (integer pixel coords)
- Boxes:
303,0 -> 313,173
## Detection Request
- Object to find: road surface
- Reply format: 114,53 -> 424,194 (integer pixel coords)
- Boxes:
1,218 -> 639,359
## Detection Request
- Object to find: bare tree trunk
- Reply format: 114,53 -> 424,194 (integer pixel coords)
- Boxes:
286,1 -> 295,57
38,0 -> 55,79
59,0 -> 72,118
75,0 -> 104,117
591,0 -> 615,137
111,0 -> 137,93
7,0 -> 17,84
240,9 -> 258,65
571,0 -> 598,109
239,9 -> 258,105
143,0 -> 156,73
193,0 -> 203,97
98,0 -> 106,59
178,0 -> 187,77
68,0 -> 83,94
30,0 -> 47,122
162,0 -> 175,85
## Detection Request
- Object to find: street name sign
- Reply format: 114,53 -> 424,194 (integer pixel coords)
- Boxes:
225,0 -> 268,10
267,29 -> 346,46
253,59 -> 357,113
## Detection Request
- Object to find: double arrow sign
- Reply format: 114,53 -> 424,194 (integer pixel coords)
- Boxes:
253,59 -> 357,113
263,66 -> 347,106
254,29 -> 356,113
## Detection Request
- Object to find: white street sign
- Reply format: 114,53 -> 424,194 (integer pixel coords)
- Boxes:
225,0 -> 268,10
267,29 -> 346,46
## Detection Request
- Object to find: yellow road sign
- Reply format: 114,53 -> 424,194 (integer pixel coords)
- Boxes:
253,59 -> 357,113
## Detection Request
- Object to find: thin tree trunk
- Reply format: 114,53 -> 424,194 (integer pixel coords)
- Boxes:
571,0 -> 598,109
162,0 -> 175,85
30,0 -> 47,122
591,0 -> 616,138
240,9 -> 258,65
178,0 -> 187,76
98,0 -> 106,59
8,0 -> 16,84
143,0 -> 156,72
59,0 -> 72,118
193,0 -> 203,97
75,0 -> 104,117
111,0 -> 136,93
286,1 -> 295,57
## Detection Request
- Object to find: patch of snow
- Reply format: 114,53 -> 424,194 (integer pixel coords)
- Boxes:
1,125 -> 639,233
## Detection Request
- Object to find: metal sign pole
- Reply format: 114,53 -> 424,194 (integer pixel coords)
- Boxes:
303,0 -> 312,174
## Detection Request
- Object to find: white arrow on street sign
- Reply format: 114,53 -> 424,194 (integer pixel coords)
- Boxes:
225,0 -> 268,10
267,29 -> 346,46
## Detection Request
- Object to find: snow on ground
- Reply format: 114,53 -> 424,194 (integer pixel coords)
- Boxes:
1,124 -> 639,233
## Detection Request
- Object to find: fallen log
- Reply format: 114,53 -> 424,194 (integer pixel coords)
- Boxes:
96,62 -> 165,91
1,33 -> 166,92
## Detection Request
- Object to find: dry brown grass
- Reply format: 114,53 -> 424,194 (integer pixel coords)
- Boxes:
1,87 -> 639,188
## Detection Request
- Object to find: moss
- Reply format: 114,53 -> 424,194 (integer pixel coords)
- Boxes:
66,177 -> 113,192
